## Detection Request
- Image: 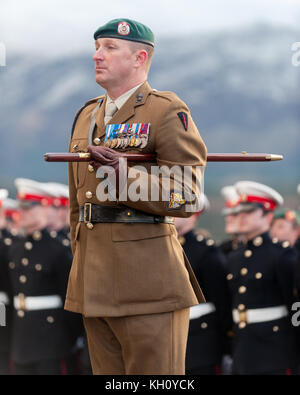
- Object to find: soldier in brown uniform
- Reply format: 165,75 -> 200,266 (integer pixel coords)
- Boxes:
64,18 -> 207,375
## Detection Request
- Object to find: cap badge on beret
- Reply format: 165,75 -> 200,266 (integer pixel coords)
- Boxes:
118,22 -> 130,36
285,210 -> 296,222
94,18 -> 155,47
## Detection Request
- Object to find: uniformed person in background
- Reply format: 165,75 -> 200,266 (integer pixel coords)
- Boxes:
43,183 -> 71,241
38,181 -> 87,374
270,209 -> 300,248
42,182 -> 87,374
174,195 -> 232,375
272,207 -> 300,370
218,185 -> 244,257
226,181 -> 298,375
2,198 -> 20,237
295,184 -> 300,252
7,179 -> 78,375
65,18 -> 207,375
0,189 -> 14,374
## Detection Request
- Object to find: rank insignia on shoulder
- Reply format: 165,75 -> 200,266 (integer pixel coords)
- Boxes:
177,112 -> 188,131
104,123 -> 150,149
167,192 -> 186,210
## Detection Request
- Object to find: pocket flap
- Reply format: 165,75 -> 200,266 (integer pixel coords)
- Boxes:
70,138 -> 88,153
112,223 -> 172,242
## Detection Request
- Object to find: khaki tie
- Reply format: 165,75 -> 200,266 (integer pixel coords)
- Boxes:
104,100 -> 118,125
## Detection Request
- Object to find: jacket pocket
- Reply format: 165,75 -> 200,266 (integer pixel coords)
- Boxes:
70,138 -> 88,189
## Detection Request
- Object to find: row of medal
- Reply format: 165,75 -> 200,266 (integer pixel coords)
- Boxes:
104,123 -> 150,149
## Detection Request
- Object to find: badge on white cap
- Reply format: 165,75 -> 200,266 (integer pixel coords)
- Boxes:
221,186 -> 240,207
234,180 -> 283,210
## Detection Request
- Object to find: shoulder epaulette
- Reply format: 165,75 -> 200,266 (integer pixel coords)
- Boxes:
71,96 -> 105,138
150,90 -> 178,102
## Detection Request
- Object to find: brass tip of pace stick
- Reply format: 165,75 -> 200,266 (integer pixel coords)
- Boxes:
265,154 -> 283,161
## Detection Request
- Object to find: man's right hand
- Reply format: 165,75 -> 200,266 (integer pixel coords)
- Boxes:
87,146 -> 121,171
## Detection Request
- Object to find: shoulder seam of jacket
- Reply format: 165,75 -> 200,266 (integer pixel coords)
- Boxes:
150,90 -> 176,102
71,97 -> 104,138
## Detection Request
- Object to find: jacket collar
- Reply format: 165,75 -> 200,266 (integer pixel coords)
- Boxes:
95,81 -> 152,137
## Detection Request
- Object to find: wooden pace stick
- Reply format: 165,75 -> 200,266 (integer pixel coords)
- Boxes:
44,152 -> 157,162
44,152 -> 283,163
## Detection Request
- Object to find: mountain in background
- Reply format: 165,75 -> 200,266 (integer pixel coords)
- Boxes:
1,23 -> 299,201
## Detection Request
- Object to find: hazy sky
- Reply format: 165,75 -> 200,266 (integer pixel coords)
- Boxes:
1,0 -> 300,56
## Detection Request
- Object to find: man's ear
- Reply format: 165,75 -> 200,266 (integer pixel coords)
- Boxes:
135,50 -> 148,68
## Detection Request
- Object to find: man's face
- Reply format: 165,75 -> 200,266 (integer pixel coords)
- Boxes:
42,206 -> 58,230
270,218 -> 298,245
0,207 -> 5,229
225,214 -> 240,235
19,205 -> 45,231
237,208 -> 271,236
93,38 -> 137,89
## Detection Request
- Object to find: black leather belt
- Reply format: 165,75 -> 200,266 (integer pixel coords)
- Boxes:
79,203 -> 174,224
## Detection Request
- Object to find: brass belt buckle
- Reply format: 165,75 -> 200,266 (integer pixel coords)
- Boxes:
18,293 -> 26,311
238,310 -> 247,323
84,203 -> 92,224
83,203 -> 93,229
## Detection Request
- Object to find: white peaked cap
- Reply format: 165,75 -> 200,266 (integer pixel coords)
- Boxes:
14,178 -> 55,206
46,182 -> 69,198
220,185 -> 241,215
41,182 -> 69,207
15,178 -> 50,197
0,189 -> 9,201
2,198 -> 19,210
235,180 -> 283,209
199,193 -> 210,212
221,185 -> 240,206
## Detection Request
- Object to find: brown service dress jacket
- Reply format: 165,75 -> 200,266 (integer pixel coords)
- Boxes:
65,82 -> 207,317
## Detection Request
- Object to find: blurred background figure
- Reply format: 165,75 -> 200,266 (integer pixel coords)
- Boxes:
218,186 -> 244,257
226,181 -> 298,375
7,178 -> 79,375
0,190 -> 8,230
41,181 -> 85,374
0,189 -> 13,375
42,181 -> 86,374
270,209 -> 300,247
3,198 -> 21,237
295,185 -> 300,250
43,182 -> 70,238
174,195 -> 232,375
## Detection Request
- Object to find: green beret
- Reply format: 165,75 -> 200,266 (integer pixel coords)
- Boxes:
94,18 -> 155,47
273,208 -> 300,225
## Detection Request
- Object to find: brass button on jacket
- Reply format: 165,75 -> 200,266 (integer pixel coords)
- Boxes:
244,250 -> 252,258
86,191 -> 93,199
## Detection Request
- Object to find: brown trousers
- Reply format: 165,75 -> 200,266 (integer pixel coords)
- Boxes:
83,308 -> 190,375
